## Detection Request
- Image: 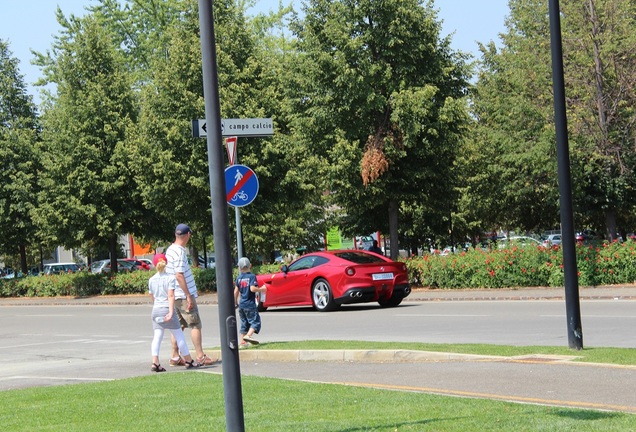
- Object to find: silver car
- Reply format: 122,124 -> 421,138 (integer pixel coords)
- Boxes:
542,234 -> 562,246
90,259 -> 135,273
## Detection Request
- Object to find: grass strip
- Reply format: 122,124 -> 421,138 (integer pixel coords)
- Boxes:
1,372 -> 634,431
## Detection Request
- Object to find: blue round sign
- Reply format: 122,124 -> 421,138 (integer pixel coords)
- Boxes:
224,164 -> 259,207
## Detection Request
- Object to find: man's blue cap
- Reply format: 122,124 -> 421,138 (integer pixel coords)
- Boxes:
175,223 -> 192,235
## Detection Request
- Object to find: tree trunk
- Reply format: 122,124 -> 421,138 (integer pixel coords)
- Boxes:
605,209 -> 617,241
19,244 -> 28,274
191,241 -> 199,268
388,200 -> 399,260
109,235 -> 118,273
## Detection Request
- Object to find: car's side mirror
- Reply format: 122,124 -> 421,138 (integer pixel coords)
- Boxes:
281,264 -> 289,274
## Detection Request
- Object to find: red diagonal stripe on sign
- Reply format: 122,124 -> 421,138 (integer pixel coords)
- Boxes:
227,169 -> 254,202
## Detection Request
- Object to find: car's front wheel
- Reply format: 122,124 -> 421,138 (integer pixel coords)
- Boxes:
312,278 -> 338,312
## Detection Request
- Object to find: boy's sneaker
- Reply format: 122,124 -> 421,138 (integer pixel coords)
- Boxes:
239,341 -> 248,349
243,335 -> 259,344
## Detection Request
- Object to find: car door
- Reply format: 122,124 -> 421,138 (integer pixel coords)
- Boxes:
267,256 -> 317,305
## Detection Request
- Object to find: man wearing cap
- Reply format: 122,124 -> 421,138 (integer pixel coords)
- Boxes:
165,223 -> 215,366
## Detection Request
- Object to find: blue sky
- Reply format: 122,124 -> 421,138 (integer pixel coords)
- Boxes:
1,0 -> 509,105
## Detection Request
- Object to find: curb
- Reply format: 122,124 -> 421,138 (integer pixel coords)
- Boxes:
211,349 -> 506,363
208,349 -> 636,370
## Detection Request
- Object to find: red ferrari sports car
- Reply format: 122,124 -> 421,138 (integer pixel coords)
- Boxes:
255,250 -> 411,312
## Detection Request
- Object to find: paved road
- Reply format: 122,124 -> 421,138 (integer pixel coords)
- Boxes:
1,286 -> 635,413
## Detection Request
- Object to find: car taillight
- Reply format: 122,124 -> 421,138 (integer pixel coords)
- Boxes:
345,267 -> 355,276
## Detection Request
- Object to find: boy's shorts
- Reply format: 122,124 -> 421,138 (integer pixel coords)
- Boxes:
175,298 -> 202,329
238,307 -> 261,334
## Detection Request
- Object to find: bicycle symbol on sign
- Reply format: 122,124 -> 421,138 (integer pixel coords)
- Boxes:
231,191 -> 248,202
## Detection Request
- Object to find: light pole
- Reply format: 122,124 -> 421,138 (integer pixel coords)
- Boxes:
548,0 -> 583,350
198,0 -> 245,429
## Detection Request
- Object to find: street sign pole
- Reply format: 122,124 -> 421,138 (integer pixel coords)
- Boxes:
197,1 -> 245,430
224,136 -> 243,259
234,149 -> 243,260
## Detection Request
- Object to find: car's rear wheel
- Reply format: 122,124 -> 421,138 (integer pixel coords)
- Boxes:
378,293 -> 403,308
312,278 -> 338,312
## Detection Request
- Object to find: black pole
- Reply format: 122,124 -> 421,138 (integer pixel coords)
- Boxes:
198,0 -> 245,429
548,0 -> 583,350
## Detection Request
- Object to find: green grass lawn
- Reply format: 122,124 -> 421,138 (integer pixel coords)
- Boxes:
2,342 -> 635,431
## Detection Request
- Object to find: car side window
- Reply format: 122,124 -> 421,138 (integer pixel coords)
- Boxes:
289,257 -> 315,271
288,256 -> 329,271
311,256 -> 328,267
289,257 -> 314,271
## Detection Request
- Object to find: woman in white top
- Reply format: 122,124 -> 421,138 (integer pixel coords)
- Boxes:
148,253 -> 200,371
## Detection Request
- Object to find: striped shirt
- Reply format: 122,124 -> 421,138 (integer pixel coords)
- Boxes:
165,243 -> 198,299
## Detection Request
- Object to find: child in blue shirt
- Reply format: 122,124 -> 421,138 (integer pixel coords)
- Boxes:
234,257 -> 267,347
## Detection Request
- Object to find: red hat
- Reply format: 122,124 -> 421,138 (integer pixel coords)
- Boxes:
152,253 -> 167,267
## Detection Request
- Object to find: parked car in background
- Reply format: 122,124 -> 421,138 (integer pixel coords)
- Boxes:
42,263 -> 82,275
2,269 -> 21,279
120,258 -> 150,270
256,250 -> 411,312
542,234 -> 562,247
498,236 -> 542,249
576,230 -> 598,243
138,258 -> 154,269
90,259 -> 136,274
198,255 -> 216,268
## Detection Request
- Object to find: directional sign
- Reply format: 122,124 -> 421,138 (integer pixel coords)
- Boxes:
225,164 -> 258,207
192,118 -> 273,138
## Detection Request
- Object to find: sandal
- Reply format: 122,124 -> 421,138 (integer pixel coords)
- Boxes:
185,360 -> 201,369
151,363 -> 166,372
196,354 -> 216,366
169,357 -> 185,367
243,335 -> 259,344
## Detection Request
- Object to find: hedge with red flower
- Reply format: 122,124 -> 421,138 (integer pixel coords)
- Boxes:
405,240 -> 636,289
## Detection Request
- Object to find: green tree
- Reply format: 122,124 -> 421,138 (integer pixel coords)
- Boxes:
560,0 -> 636,239
125,0 -> 329,262
0,39 -> 41,274
89,0 -> 186,83
466,0 -> 561,237
467,0 -> 636,240
34,15 -> 141,271
288,0 -> 471,258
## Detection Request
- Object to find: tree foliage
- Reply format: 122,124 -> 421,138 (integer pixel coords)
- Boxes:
465,0 -> 560,238
466,0 -> 636,241
0,40 -> 41,273
34,15 -> 141,270
287,0 -> 471,256
6,0 -> 636,272
560,0 -> 636,238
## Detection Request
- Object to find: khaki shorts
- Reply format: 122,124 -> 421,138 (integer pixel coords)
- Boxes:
174,298 -> 202,329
